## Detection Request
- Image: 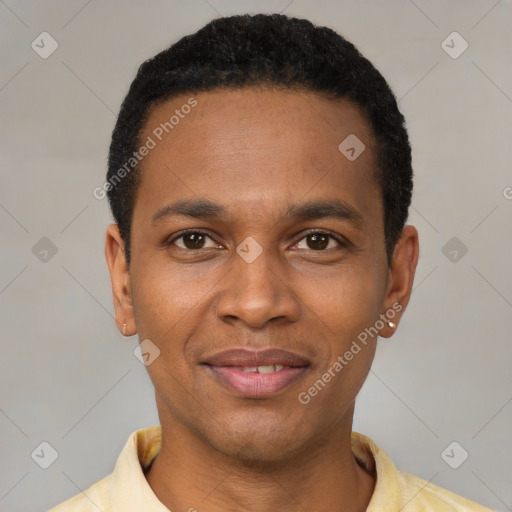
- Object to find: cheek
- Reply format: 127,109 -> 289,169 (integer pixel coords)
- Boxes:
302,262 -> 383,387
131,261 -> 211,338
130,263 -> 222,399
299,285 -> 378,415
306,260 -> 383,328
133,275 -> 198,403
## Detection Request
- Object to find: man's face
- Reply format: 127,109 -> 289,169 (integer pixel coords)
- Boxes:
112,88 -> 406,460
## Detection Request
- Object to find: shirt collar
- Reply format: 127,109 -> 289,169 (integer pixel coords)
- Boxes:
351,431 -> 400,511
110,426 -> 169,511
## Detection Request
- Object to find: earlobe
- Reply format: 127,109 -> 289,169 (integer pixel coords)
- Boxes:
378,306 -> 400,339
380,225 -> 419,338
105,224 -> 136,337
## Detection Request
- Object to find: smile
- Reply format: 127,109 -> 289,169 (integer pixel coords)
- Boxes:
202,348 -> 311,398
204,364 -> 309,398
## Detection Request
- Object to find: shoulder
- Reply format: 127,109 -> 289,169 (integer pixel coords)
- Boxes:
47,426 -> 162,511
48,473 -> 112,511
396,471 -> 496,511
350,432 -> 495,512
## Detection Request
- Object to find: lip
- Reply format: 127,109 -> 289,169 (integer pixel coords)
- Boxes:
203,348 -> 310,367
203,348 -> 310,398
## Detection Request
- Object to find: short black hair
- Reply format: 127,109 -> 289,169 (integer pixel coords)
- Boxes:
107,13 -> 412,267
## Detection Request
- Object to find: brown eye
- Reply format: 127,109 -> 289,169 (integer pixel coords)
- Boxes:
295,232 -> 342,251
307,233 -> 328,250
181,233 -> 206,249
169,231 -> 219,251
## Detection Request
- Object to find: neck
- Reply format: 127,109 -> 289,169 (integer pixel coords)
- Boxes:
145,406 -> 375,512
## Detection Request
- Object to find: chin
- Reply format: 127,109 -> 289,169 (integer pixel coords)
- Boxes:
207,415 -> 310,464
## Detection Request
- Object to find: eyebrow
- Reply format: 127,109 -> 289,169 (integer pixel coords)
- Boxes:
151,198 -> 365,229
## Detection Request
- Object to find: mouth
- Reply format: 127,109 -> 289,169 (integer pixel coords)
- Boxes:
229,364 -> 289,373
202,348 -> 310,399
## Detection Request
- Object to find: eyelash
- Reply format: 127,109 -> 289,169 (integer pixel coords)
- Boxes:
165,228 -> 347,252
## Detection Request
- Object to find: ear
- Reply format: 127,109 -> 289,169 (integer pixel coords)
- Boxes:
379,225 -> 419,338
105,224 -> 136,336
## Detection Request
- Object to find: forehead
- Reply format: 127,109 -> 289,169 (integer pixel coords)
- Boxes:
133,87 -> 381,228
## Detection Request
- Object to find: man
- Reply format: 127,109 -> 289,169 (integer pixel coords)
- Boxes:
51,13 -> 494,512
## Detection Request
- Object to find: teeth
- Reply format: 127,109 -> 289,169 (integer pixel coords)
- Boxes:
257,365 -> 275,373
240,364 -> 285,373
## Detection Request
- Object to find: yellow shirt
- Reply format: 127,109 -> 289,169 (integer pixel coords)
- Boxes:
49,426 -> 495,511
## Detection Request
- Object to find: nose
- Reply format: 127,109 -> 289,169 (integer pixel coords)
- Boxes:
215,242 -> 301,329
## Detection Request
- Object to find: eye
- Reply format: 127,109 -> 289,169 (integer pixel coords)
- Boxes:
168,230 -> 220,251
294,231 -> 344,251
165,229 -> 346,253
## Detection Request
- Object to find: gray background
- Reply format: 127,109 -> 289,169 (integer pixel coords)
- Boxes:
1,1 -> 511,511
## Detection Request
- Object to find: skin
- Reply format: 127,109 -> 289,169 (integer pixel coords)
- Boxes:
105,88 -> 419,512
